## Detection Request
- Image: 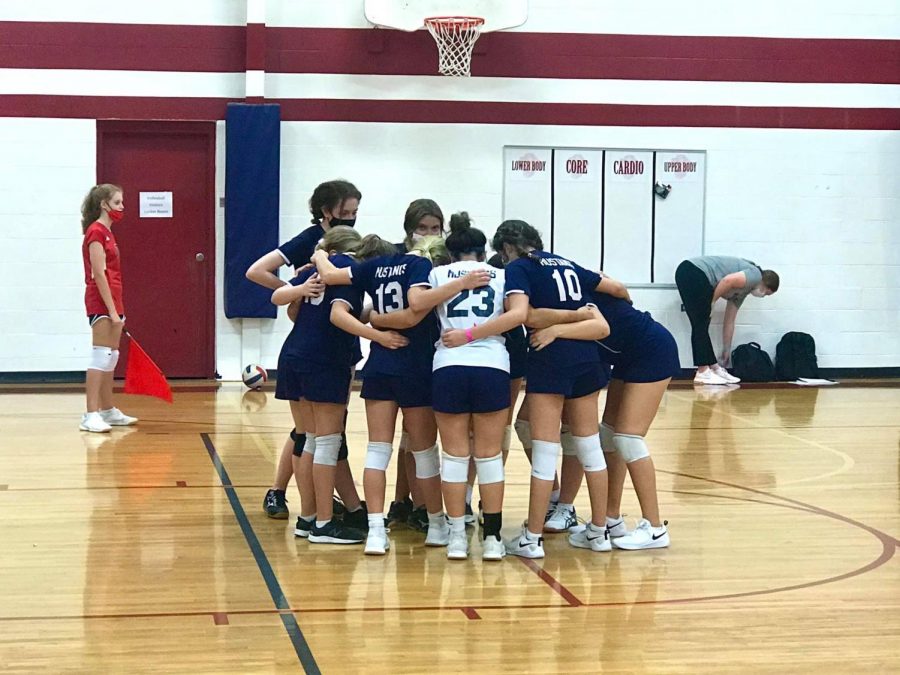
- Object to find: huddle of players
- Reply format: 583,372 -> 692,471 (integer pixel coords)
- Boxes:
250,179 -> 678,561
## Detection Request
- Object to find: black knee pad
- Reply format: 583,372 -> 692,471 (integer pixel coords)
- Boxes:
291,429 -> 307,457
338,432 -> 349,461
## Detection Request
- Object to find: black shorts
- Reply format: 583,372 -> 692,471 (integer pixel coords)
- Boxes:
88,314 -> 125,327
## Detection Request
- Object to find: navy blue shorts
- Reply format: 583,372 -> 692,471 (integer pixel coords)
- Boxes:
505,327 -> 528,380
525,361 -> 609,399
432,366 -> 511,414
361,372 -> 432,409
275,358 -> 352,405
607,322 -> 681,384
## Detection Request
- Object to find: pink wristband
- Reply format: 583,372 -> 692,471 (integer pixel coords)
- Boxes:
465,328 -> 474,343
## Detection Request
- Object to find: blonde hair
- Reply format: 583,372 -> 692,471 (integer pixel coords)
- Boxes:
316,226 -> 361,255
408,235 -> 451,267
81,183 -> 122,233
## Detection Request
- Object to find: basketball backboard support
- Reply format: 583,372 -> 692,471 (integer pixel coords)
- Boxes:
365,0 -> 527,33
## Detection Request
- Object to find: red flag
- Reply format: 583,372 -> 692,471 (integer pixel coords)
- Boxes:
124,334 -> 173,403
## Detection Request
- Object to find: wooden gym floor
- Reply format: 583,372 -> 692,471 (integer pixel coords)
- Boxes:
0,383 -> 898,673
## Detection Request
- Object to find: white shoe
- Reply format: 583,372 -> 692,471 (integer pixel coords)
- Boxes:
482,535 -> 506,561
606,517 -> 631,538
80,412 -> 111,433
100,407 -> 139,426
505,526 -> 545,559
613,519 -> 670,550
568,524 -> 612,552
447,530 -> 468,560
425,518 -> 451,547
544,504 -> 579,533
693,368 -> 729,385
712,364 -> 741,384
364,529 -> 390,555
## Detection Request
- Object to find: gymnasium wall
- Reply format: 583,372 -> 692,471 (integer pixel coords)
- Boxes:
1,0 -> 898,377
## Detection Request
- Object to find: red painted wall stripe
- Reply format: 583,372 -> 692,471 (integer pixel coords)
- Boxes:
245,22 -> 266,72
1,22 -> 898,84
1,95 -> 898,130
0,22 -> 245,72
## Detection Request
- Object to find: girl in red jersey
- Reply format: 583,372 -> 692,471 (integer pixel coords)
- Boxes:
80,184 -> 137,433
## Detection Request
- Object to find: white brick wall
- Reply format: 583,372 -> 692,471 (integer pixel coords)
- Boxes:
1,119 -> 897,375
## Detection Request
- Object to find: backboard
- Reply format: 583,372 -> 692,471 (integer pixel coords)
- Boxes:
365,0 -> 528,33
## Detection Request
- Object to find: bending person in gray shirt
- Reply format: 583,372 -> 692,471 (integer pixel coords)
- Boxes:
675,255 -> 780,385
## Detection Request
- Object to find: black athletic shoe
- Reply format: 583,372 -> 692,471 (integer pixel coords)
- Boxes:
464,501 -> 475,526
332,496 -> 347,518
385,497 -> 413,527
342,503 -> 369,532
308,520 -> 365,545
407,505 -> 429,533
294,516 -> 313,538
264,489 -> 289,520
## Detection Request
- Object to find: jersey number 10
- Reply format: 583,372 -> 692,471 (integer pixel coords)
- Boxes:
552,269 -> 583,302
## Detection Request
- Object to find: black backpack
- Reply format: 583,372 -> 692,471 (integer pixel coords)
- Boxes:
775,332 -> 819,381
730,342 -> 775,382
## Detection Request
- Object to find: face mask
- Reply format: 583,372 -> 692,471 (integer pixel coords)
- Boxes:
107,208 -> 124,223
751,287 -> 767,298
329,217 -> 356,228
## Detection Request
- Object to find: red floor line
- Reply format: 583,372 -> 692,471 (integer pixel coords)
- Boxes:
212,612 -> 229,625
176,481 -> 187,487
517,558 -> 584,607
461,607 -> 481,620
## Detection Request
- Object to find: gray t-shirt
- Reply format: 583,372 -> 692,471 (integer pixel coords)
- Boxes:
689,256 -> 762,307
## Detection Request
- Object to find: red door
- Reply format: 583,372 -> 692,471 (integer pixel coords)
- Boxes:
97,121 -> 216,378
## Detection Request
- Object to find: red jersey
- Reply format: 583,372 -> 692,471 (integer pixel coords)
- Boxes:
83,221 -> 125,315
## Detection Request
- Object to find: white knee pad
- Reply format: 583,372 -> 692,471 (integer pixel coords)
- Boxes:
475,453 -> 505,485
614,433 -> 651,463
600,422 -> 616,454
560,424 -> 577,456
513,419 -> 532,450
573,434 -> 607,473
312,433 -> 341,466
305,432 -> 317,457
530,440 -> 558,481
440,452 -> 469,483
412,444 -> 440,479
364,442 -> 393,471
88,346 -> 117,372
502,425 -> 512,454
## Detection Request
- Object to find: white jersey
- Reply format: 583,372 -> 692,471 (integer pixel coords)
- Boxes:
429,261 -> 510,373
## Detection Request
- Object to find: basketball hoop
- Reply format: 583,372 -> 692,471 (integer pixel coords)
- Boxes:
425,16 -> 485,77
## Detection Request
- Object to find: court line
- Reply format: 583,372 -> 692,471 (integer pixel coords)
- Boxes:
667,391 -> 857,486
200,433 -> 321,675
516,558 -> 583,606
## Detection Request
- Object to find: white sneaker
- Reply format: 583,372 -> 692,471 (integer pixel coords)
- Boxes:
613,519 -> 670,550
447,530 -> 468,560
100,407 -> 139,426
80,412 -> 111,433
544,504 -> 579,533
693,368 -> 729,385
712,364 -> 741,384
482,535 -> 506,561
568,524 -> 612,552
364,529 -> 390,555
505,525 -> 545,559
606,517 -> 631,538
425,518 -> 451,547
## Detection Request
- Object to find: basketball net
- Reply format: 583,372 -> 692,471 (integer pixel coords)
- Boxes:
425,16 -> 485,77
